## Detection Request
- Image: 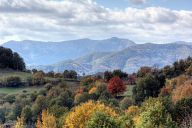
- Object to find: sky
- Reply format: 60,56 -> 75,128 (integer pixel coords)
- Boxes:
0,0 -> 192,44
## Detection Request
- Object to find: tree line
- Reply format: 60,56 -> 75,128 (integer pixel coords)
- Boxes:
0,47 -> 25,71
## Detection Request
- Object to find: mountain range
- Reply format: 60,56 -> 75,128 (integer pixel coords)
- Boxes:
2,38 -> 192,74
2,37 -> 135,65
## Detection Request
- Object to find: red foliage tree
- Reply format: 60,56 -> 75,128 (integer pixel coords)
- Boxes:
107,76 -> 126,96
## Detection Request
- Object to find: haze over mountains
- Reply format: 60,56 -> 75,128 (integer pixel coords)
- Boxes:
2,37 -> 135,65
2,38 -> 192,74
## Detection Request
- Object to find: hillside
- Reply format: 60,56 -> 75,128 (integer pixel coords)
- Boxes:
2,37 -> 135,65
31,43 -> 192,74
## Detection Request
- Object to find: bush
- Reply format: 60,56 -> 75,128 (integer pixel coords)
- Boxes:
74,92 -> 90,105
44,83 -> 53,91
120,97 -> 134,110
174,97 -> 192,123
3,94 -> 16,103
32,72 -> 45,85
4,76 -> 22,87
21,106 -> 32,123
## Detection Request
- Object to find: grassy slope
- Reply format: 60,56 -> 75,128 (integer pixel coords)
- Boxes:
0,69 -> 80,94
0,69 -> 32,82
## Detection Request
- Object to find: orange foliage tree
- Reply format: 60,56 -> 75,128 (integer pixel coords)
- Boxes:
108,76 -> 126,96
172,80 -> 192,103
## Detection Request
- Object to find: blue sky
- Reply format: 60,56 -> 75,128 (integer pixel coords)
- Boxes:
0,0 -> 192,44
96,0 -> 192,10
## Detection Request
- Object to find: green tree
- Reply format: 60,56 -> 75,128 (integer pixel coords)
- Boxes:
86,111 -> 120,128
133,74 -> 161,104
136,98 -> 176,128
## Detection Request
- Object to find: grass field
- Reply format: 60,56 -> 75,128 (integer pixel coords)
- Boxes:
0,86 -> 43,94
0,69 -> 32,82
123,85 -> 135,97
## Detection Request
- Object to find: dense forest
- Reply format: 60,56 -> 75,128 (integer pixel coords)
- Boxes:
0,47 -> 25,71
0,47 -> 192,128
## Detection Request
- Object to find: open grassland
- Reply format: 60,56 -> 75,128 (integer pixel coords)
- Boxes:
0,86 -> 43,94
0,69 -> 32,82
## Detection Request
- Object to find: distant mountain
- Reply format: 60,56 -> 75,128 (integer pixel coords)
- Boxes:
30,42 -> 192,74
2,37 -> 136,66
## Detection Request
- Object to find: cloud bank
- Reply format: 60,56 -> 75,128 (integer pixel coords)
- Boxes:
0,0 -> 192,43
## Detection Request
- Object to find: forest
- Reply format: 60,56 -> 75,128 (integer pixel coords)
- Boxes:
0,47 -> 192,128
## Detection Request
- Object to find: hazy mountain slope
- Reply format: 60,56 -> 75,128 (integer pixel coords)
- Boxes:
2,37 -> 135,65
32,43 -> 192,74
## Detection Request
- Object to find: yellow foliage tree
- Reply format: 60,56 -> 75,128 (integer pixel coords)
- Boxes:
64,100 -> 118,128
14,117 -> 25,128
36,110 -> 56,128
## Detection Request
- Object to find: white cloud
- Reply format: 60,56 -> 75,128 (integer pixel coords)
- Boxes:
0,0 -> 192,44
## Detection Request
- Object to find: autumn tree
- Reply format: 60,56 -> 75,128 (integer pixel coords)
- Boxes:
172,80 -> 192,103
14,117 -> 25,128
36,110 -> 56,128
107,76 -> 126,96
32,72 -> 45,85
64,100 -> 117,128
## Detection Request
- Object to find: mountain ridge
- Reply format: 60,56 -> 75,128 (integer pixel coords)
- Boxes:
2,37 -> 136,66
28,42 -> 192,74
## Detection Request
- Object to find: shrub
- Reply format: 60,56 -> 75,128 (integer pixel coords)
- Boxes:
5,76 -> 22,87
21,106 -> 32,123
120,97 -> 134,110
44,83 -> 53,91
180,114 -> 192,128
3,94 -> 16,103
80,76 -> 97,87
119,105 -> 139,128
32,72 -> 45,85
174,97 -> 192,123
74,92 -> 90,105
0,109 -> 5,123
